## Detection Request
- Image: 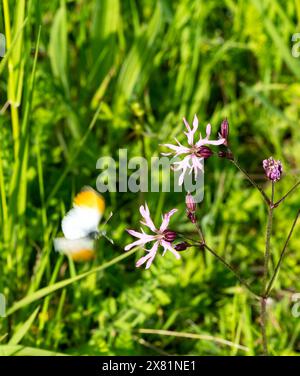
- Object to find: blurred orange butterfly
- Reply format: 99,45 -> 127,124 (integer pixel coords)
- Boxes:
54,186 -> 105,261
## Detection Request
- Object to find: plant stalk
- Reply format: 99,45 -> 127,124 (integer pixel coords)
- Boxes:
263,182 -> 275,290
231,158 -> 270,205
273,180 -> 300,207
203,244 -> 256,297
265,208 -> 300,297
260,297 -> 268,356
260,181 -> 275,355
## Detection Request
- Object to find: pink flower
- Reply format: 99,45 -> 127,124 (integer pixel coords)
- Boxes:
162,115 -> 225,185
125,203 -> 180,269
263,157 -> 283,182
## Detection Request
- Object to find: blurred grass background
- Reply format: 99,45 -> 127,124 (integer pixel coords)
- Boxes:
0,0 -> 300,355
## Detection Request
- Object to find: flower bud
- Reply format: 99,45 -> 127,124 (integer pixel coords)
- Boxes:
187,211 -> 197,224
174,242 -> 190,252
220,118 -> 229,146
163,230 -> 177,243
186,193 -> 197,224
186,193 -> 196,212
195,146 -> 213,159
218,150 -> 234,160
262,157 -> 283,182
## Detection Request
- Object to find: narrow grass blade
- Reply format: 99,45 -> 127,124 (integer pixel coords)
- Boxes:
6,247 -> 138,316
138,329 -> 249,352
48,0 -> 69,96
115,2 -> 163,107
0,345 -> 67,356
8,307 -> 40,345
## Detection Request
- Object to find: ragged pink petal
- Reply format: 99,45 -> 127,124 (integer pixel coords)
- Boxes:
173,155 -> 193,186
191,154 -> 204,179
136,253 -> 152,268
124,234 -> 155,251
159,208 -> 178,232
139,203 -> 156,232
192,114 -> 199,129
184,116 -> 198,146
205,123 -> 211,138
126,229 -> 151,239
161,240 -> 181,259
136,241 -> 159,269
183,117 -> 191,132
205,138 -> 226,146
162,143 -> 190,156
196,136 -> 225,147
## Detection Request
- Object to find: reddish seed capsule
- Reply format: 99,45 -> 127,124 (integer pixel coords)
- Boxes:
218,150 -> 234,160
187,211 -> 197,224
163,230 -> 177,243
174,242 -> 190,252
195,146 -> 213,159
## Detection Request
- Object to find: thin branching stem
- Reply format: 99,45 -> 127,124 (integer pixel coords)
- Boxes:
263,182 -> 275,290
273,180 -> 300,207
179,230 -> 257,297
203,244 -> 257,297
265,208 -> 300,297
260,297 -> 268,356
230,158 -> 270,205
195,222 -> 205,245
260,181 -> 275,356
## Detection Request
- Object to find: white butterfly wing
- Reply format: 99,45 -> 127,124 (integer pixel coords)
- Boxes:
54,237 -> 94,254
61,207 -> 101,240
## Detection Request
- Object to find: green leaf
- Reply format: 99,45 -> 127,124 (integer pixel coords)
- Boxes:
49,0 -> 69,96
8,307 -> 40,345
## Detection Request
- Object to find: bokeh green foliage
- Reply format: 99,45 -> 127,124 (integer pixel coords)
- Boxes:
0,0 -> 300,355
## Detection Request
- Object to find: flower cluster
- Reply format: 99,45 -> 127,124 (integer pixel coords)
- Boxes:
125,116 -> 286,270
161,115 -> 225,185
263,157 -> 283,182
125,116 -> 226,269
122,113 -> 298,357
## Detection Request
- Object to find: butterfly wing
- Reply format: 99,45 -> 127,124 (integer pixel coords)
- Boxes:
62,187 -> 105,240
73,186 -> 105,213
55,187 -> 105,261
54,237 -> 95,261
61,206 -> 101,240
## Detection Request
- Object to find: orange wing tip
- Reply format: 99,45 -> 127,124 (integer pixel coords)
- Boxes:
54,238 -> 96,262
70,249 -> 95,262
73,186 -> 105,214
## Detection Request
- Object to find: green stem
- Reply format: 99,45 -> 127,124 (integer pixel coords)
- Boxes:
231,158 -> 270,205
260,182 -> 275,356
260,297 -> 268,356
273,180 -> 300,207
263,182 -> 274,291
3,0 -> 20,159
265,208 -> 300,297
203,244 -> 256,297
195,222 -> 205,245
